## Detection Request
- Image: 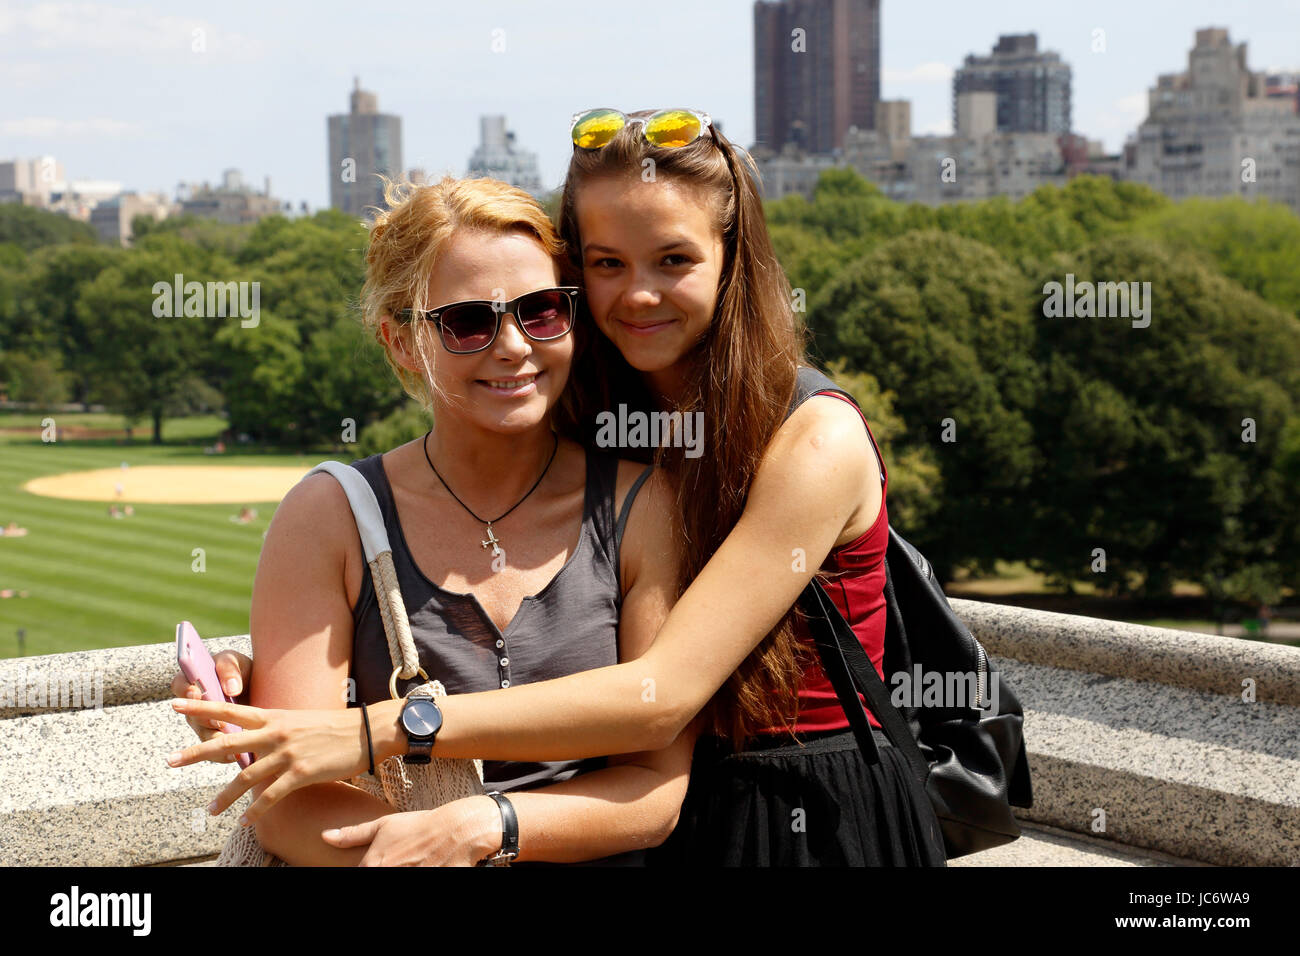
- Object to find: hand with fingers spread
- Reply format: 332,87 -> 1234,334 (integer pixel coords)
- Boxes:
167,696 -> 373,825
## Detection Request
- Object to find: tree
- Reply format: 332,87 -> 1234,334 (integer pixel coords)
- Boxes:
164,373 -> 225,417
296,314 -> 406,447
1133,197 -> 1300,320
132,213 -> 255,259
2,351 -> 72,408
356,399 -> 433,458
214,312 -> 305,443
1026,236 -> 1300,598
0,204 -> 98,251
237,215 -> 367,342
12,245 -> 124,404
76,247 -> 227,443
809,231 -> 1040,579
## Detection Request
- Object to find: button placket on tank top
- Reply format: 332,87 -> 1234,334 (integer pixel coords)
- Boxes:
460,462 -> 597,692
494,636 -> 509,687
349,450 -> 628,795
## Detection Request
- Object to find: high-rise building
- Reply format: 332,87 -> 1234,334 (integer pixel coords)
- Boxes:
753,0 -> 880,154
466,116 -> 545,197
1264,71 -> 1300,112
1128,28 -> 1300,214
874,99 -> 911,162
955,91 -> 997,138
875,100 -> 911,142
0,157 -> 67,207
178,169 -> 283,226
327,78 -> 403,220
952,34 -> 1071,134
753,121 -> 1076,205
90,192 -> 173,246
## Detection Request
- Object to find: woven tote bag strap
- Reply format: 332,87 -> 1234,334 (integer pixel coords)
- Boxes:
306,461 -> 421,680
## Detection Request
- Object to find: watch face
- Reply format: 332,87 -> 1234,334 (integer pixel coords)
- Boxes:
401,698 -> 443,738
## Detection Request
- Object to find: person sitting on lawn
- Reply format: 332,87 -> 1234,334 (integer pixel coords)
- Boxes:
230,506 -> 257,524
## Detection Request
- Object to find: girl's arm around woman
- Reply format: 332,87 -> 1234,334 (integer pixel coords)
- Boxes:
174,397 -> 878,826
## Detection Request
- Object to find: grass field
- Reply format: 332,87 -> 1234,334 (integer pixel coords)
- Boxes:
3,411 -> 1292,658
0,412 -> 333,659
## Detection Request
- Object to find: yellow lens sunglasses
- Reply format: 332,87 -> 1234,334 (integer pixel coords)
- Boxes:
570,107 -> 715,150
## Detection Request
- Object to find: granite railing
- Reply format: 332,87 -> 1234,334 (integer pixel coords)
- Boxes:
2,604 -> 1298,866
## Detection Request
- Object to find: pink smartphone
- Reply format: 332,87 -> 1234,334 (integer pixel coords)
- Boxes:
175,621 -> 253,769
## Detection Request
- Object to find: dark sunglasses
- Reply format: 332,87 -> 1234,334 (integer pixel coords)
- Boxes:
396,287 -> 580,354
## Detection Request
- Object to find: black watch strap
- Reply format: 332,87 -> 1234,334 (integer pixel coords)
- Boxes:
404,736 -> 432,764
480,791 -> 519,865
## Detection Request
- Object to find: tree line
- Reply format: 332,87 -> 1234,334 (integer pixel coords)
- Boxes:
0,174 -> 1296,602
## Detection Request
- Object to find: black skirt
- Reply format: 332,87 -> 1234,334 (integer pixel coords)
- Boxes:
648,727 -> 948,867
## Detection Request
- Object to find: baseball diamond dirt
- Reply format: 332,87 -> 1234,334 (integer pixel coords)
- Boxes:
22,466 -> 310,504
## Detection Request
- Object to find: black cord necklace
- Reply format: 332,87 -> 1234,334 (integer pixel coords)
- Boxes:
422,428 -> 559,560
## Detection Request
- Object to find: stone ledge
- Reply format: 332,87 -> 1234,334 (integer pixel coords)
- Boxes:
956,598 -> 1300,706
0,698 -> 249,865
998,656 -> 1300,866
951,820 -> 1208,866
4,605 -> 1300,866
175,820 -> 1210,867
0,634 -> 252,718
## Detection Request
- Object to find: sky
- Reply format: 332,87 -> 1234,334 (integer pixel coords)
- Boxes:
2,0 -> 1298,212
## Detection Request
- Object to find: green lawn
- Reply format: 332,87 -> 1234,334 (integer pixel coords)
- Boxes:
0,412 -> 337,658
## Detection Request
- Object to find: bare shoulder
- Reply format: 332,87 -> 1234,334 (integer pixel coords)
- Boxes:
260,465 -> 364,616
269,468 -> 358,550
747,393 -> 880,548
765,392 -> 877,485
249,466 -> 363,708
613,458 -> 678,593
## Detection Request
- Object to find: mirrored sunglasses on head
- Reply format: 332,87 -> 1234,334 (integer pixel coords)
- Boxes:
570,108 -> 714,150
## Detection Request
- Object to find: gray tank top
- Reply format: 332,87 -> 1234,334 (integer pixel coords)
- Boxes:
348,447 -> 652,793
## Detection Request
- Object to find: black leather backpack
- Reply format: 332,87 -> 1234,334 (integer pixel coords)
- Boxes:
790,365 -> 1033,858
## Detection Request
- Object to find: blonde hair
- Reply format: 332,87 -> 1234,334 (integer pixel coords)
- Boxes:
360,175 -> 568,411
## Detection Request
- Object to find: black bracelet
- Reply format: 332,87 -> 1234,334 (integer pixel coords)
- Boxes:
360,702 -> 375,776
478,790 -> 519,866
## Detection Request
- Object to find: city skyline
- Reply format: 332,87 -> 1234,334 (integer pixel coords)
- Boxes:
2,0 -> 1298,212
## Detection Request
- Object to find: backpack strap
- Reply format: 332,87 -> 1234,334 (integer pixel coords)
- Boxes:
787,365 -> 851,417
802,579 -> 931,786
787,369 -> 917,756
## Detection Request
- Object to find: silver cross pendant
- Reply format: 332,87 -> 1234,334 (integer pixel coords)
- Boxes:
481,523 -> 503,557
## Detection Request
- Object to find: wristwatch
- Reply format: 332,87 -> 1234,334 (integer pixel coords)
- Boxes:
478,791 -> 519,866
399,685 -> 443,765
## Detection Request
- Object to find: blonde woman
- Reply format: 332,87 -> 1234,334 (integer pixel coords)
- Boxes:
172,176 -> 693,865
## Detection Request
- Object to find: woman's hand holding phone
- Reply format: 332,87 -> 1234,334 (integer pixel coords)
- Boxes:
166,696 -> 372,824
175,623 -> 256,768
170,648 -> 253,742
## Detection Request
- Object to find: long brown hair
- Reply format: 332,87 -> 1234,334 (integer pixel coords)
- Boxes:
557,112 -> 810,744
